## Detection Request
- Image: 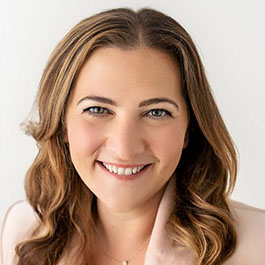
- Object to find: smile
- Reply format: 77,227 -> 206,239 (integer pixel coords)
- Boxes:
97,161 -> 151,180
102,162 -> 145,175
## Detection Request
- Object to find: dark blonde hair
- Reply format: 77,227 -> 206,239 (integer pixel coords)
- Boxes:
16,7 -> 237,265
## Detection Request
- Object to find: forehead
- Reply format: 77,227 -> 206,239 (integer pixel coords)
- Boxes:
71,46 -> 182,100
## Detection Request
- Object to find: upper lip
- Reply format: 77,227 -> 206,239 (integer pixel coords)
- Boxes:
98,161 -> 150,168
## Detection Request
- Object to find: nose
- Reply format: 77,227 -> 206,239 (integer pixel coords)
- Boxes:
105,116 -> 147,162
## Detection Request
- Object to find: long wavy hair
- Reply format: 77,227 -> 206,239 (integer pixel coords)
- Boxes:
15,7 -> 238,265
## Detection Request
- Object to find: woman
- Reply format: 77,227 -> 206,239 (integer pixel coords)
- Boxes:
1,7 -> 265,265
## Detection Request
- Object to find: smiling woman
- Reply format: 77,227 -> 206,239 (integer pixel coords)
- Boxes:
1,7 -> 265,265
65,47 -> 188,216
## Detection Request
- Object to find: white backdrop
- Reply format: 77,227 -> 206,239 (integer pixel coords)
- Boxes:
0,0 -> 264,222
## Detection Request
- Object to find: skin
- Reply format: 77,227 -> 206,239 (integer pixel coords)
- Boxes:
65,46 -> 189,263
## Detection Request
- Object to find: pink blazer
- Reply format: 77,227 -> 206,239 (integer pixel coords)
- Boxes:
1,177 -> 265,265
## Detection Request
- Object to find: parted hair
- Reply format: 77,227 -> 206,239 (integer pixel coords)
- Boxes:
16,7 -> 237,265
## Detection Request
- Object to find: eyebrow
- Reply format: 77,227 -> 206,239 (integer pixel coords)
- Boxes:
77,96 -> 179,111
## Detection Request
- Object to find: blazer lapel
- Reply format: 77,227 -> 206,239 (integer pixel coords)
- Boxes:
145,175 -> 195,265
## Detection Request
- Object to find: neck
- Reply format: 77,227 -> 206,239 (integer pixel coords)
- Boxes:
95,187 -> 166,259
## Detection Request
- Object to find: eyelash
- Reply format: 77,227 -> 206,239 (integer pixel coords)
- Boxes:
82,106 -> 173,120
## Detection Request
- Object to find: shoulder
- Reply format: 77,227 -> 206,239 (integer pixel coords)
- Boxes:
0,200 -> 39,265
225,199 -> 265,264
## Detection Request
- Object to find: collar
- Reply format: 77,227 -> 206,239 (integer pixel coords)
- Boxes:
145,175 -> 195,265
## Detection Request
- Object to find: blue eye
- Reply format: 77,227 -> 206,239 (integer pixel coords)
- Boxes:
82,106 -> 110,116
82,107 -> 172,120
146,109 -> 172,120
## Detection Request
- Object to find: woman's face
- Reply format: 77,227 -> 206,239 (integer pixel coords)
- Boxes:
65,46 -> 189,212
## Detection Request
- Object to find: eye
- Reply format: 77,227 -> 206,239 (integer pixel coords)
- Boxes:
145,109 -> 172,120
82,106 -> 111,116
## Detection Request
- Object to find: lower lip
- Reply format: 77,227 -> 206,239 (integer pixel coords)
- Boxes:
97,161 -> 151,181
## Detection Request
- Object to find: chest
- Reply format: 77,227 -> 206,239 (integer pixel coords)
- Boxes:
89,246 -> 147,265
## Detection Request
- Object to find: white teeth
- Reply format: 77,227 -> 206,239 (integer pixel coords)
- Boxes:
112,166 -> 118,174
118,167 -> 125,175
125,168 -> 132,175
104,163 -> 111,171
102,163 -> 146,175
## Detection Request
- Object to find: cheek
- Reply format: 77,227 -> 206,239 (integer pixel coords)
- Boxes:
67,119 -> 104,157
149,124 -> 186,163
